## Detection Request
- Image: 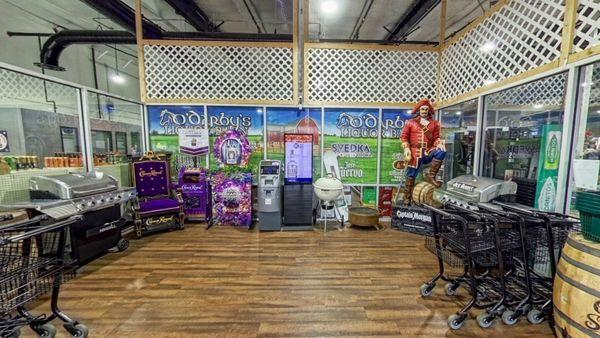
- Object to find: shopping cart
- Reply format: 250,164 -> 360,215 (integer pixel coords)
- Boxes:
492,202 -> 580,324
420,203 -> 519,329
0,215 -> 88,338
474,202 -> 543,326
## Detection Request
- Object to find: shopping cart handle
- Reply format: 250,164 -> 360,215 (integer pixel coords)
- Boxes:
492,201 -> 536,215
0,214 -> 48,232
3,215 -> 83,243
421,204 -> 462,221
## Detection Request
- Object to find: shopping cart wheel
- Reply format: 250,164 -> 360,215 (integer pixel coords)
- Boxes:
419,283 -> 435,297
447,314 -> 466,330
501,310 -> 518,326
444,282 -> 459,296
476,313 -> 494,328
526,309 -> 544,324
37,324 -> 56,338
117,238 -> 129,252
65,323 -> 88,338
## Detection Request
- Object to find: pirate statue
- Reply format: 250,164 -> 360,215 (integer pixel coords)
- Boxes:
400,99 -> 446,205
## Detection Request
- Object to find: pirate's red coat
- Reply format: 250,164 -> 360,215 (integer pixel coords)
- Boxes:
400,116 -> 442,168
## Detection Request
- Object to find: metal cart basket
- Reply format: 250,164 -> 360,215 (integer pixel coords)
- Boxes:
0,215 -> 88,338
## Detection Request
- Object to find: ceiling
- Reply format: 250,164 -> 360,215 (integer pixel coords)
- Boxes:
2,0 -> 491,42
308,0 -> 492,42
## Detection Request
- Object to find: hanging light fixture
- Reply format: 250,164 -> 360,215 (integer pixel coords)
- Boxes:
110,47 -> 126,84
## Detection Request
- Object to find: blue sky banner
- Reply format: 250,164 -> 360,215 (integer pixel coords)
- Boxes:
266,107 -> 322,179
147,105 -> 205,153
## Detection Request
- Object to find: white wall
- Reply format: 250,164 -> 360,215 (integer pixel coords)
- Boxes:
0,3 -> 141,101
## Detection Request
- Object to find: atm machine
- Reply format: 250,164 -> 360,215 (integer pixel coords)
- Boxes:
258,160 -> 282,231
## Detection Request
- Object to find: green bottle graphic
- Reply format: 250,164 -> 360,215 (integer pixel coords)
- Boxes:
544,133 -> 559,170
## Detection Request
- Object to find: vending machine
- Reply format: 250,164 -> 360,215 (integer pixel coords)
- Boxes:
282,134 -> 314,230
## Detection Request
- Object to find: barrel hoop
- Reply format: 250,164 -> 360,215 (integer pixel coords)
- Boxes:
554,305 -> 600,338
561,251 -> 600,276
566,236 -> 600,258
556,267 -> 600,299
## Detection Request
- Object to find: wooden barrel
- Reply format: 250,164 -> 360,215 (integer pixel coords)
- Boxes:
412,182 -> 436,205
553,233 -> 600,338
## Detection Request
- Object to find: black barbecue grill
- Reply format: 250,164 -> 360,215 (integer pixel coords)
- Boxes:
2,171 -> 136,266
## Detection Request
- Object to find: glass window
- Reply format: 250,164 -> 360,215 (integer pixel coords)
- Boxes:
115,131 -> 128,153
60,127 -> 80,153
482,73 -> 567,210
92,130 -> 113,154
130,131 -> 142,156
88,92 -> 142,187
567,61 -> 600,216
439,98 -> 478,183
0,67 -> 83,204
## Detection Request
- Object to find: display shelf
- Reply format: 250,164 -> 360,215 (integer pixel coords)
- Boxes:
95,163 -> 133,187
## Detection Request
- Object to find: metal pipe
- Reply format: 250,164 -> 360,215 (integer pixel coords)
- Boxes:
162,31 -> 292,42
318,38 -> 438,45
79,0 -> 163,38
385,0 -> 441,41
7,31 -> 53,37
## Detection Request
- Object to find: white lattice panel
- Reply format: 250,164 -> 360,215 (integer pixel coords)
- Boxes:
440,0 -> 564,101
305,47 -> 438,104
143,44 -> 294,102
0,68 -> 80,114
574,0 -> 600,52
486,72 -> 567,107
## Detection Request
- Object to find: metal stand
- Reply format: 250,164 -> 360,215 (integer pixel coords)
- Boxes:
316,200 -> 344,232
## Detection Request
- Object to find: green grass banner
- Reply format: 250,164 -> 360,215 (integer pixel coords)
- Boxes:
323,108 -> 379,184
380,109 -> 413,185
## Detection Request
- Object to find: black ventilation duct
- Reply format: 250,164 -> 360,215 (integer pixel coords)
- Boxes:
163,0 -> 219,32
80,0 -> 163,38
35,30 -> 136,71
35,30 -> 292,71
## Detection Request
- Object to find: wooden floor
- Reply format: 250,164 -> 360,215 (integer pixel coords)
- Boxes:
25,224 -> 554,337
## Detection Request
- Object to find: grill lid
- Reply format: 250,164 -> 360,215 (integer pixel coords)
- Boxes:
437,175 -> 517,207
30,171 -> 118,200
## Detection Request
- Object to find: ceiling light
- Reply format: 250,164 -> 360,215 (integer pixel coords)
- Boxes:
582,82 -> 595,87
110,73 -> 125,84
597,110 -> 600,114
321,0 -> 338,14
533,104 -> 543,109
479,41 -> 496,53
483,79 -> 496,86
456,111 -> 462,116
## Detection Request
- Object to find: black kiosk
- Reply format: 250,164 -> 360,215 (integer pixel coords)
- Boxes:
282,133 -> 314,230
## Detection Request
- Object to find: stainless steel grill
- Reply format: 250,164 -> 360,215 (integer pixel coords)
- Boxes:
6,171 -> 136,219
435,175 -> 517,210
2,171 -> 137,265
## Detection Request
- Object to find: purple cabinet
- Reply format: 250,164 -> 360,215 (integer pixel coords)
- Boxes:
178,167 -> 210,222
